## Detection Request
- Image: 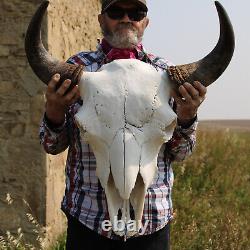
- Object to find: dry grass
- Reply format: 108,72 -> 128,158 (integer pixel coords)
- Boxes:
0,194 -> 47,250
171,129 -> 250,250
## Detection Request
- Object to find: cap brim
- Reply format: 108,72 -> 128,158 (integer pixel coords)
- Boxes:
102,0 -> 148,13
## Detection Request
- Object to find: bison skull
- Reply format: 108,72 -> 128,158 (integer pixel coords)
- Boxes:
75,59 -> 176,236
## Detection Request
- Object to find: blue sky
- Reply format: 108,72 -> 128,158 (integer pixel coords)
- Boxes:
143,0 -> 250,120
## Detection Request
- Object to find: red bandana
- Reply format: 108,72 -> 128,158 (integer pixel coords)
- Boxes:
101,39 -> 142,62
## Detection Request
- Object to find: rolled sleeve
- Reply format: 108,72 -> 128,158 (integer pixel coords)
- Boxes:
164,117 -> 198,162
39,113 -> 69,155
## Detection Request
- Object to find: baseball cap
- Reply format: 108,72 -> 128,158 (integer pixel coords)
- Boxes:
101,0 -> 148,13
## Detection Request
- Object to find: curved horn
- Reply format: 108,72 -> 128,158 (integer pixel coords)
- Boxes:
25,1 -> 84,85
167,1 -> 235,88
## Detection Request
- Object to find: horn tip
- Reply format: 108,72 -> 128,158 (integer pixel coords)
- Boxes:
214,1 -> 222,9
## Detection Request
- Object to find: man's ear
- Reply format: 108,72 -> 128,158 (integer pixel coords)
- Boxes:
144,17 -> 149,28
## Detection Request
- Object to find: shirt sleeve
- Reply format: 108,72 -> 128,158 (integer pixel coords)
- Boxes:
39,112 -> 70,155
164,117 -> 198,162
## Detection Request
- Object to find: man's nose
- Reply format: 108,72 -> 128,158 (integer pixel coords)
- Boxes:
121,13 -> 131,22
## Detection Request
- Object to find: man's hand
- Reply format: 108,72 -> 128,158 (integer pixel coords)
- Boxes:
45,74 -> 80,126
172,81 -> 207,127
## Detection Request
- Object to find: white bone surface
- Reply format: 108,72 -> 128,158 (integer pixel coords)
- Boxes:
75,59 -> 177,236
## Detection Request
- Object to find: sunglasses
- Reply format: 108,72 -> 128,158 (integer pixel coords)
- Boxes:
105,6 -> 147,22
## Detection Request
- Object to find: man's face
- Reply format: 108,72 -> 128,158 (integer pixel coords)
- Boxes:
98,2 -> 149,49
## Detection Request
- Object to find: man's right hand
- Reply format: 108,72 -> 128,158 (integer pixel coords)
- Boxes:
45,74 -> 80,126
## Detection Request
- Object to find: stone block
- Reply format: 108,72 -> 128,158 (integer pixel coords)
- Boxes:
0,45 -> 10,56
18,66 -> 46,97
0,97 -> 30,112
0,81 -> 17,95
30,94 -> 45,125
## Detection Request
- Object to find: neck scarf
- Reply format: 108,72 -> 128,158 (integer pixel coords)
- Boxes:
101,39 -> 143,62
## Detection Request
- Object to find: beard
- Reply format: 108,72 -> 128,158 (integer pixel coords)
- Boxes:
101,22 -> 143,49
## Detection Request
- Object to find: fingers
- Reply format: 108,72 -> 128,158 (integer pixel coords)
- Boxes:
178,82 -> 207,101
179,84 -> 193,101
47,74 -> 61,93
56,79 -> 72,96
47,74 -> 75,97
65,85 -> 80,105
171,89 -> 183,105
173,82 -> 207,122
193,81 -> 207,97
46,74 -> 80,107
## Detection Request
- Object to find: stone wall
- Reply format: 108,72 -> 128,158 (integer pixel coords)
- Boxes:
0,0 -> 101,247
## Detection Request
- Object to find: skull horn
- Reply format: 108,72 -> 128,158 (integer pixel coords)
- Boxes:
25,1 -> 84,86
167,1 -> 235,88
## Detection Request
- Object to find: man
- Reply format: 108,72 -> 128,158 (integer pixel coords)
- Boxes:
40,0 -> 206,249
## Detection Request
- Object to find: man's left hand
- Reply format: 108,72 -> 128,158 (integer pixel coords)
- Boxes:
172,81 -> 207,127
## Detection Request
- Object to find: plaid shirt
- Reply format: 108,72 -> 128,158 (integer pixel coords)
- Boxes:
39,41 -> 198,240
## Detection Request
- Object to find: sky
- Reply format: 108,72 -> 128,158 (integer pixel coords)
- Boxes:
143,0 -> 250,120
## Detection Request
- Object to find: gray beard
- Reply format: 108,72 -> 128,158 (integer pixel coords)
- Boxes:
102,23 -> 142,49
